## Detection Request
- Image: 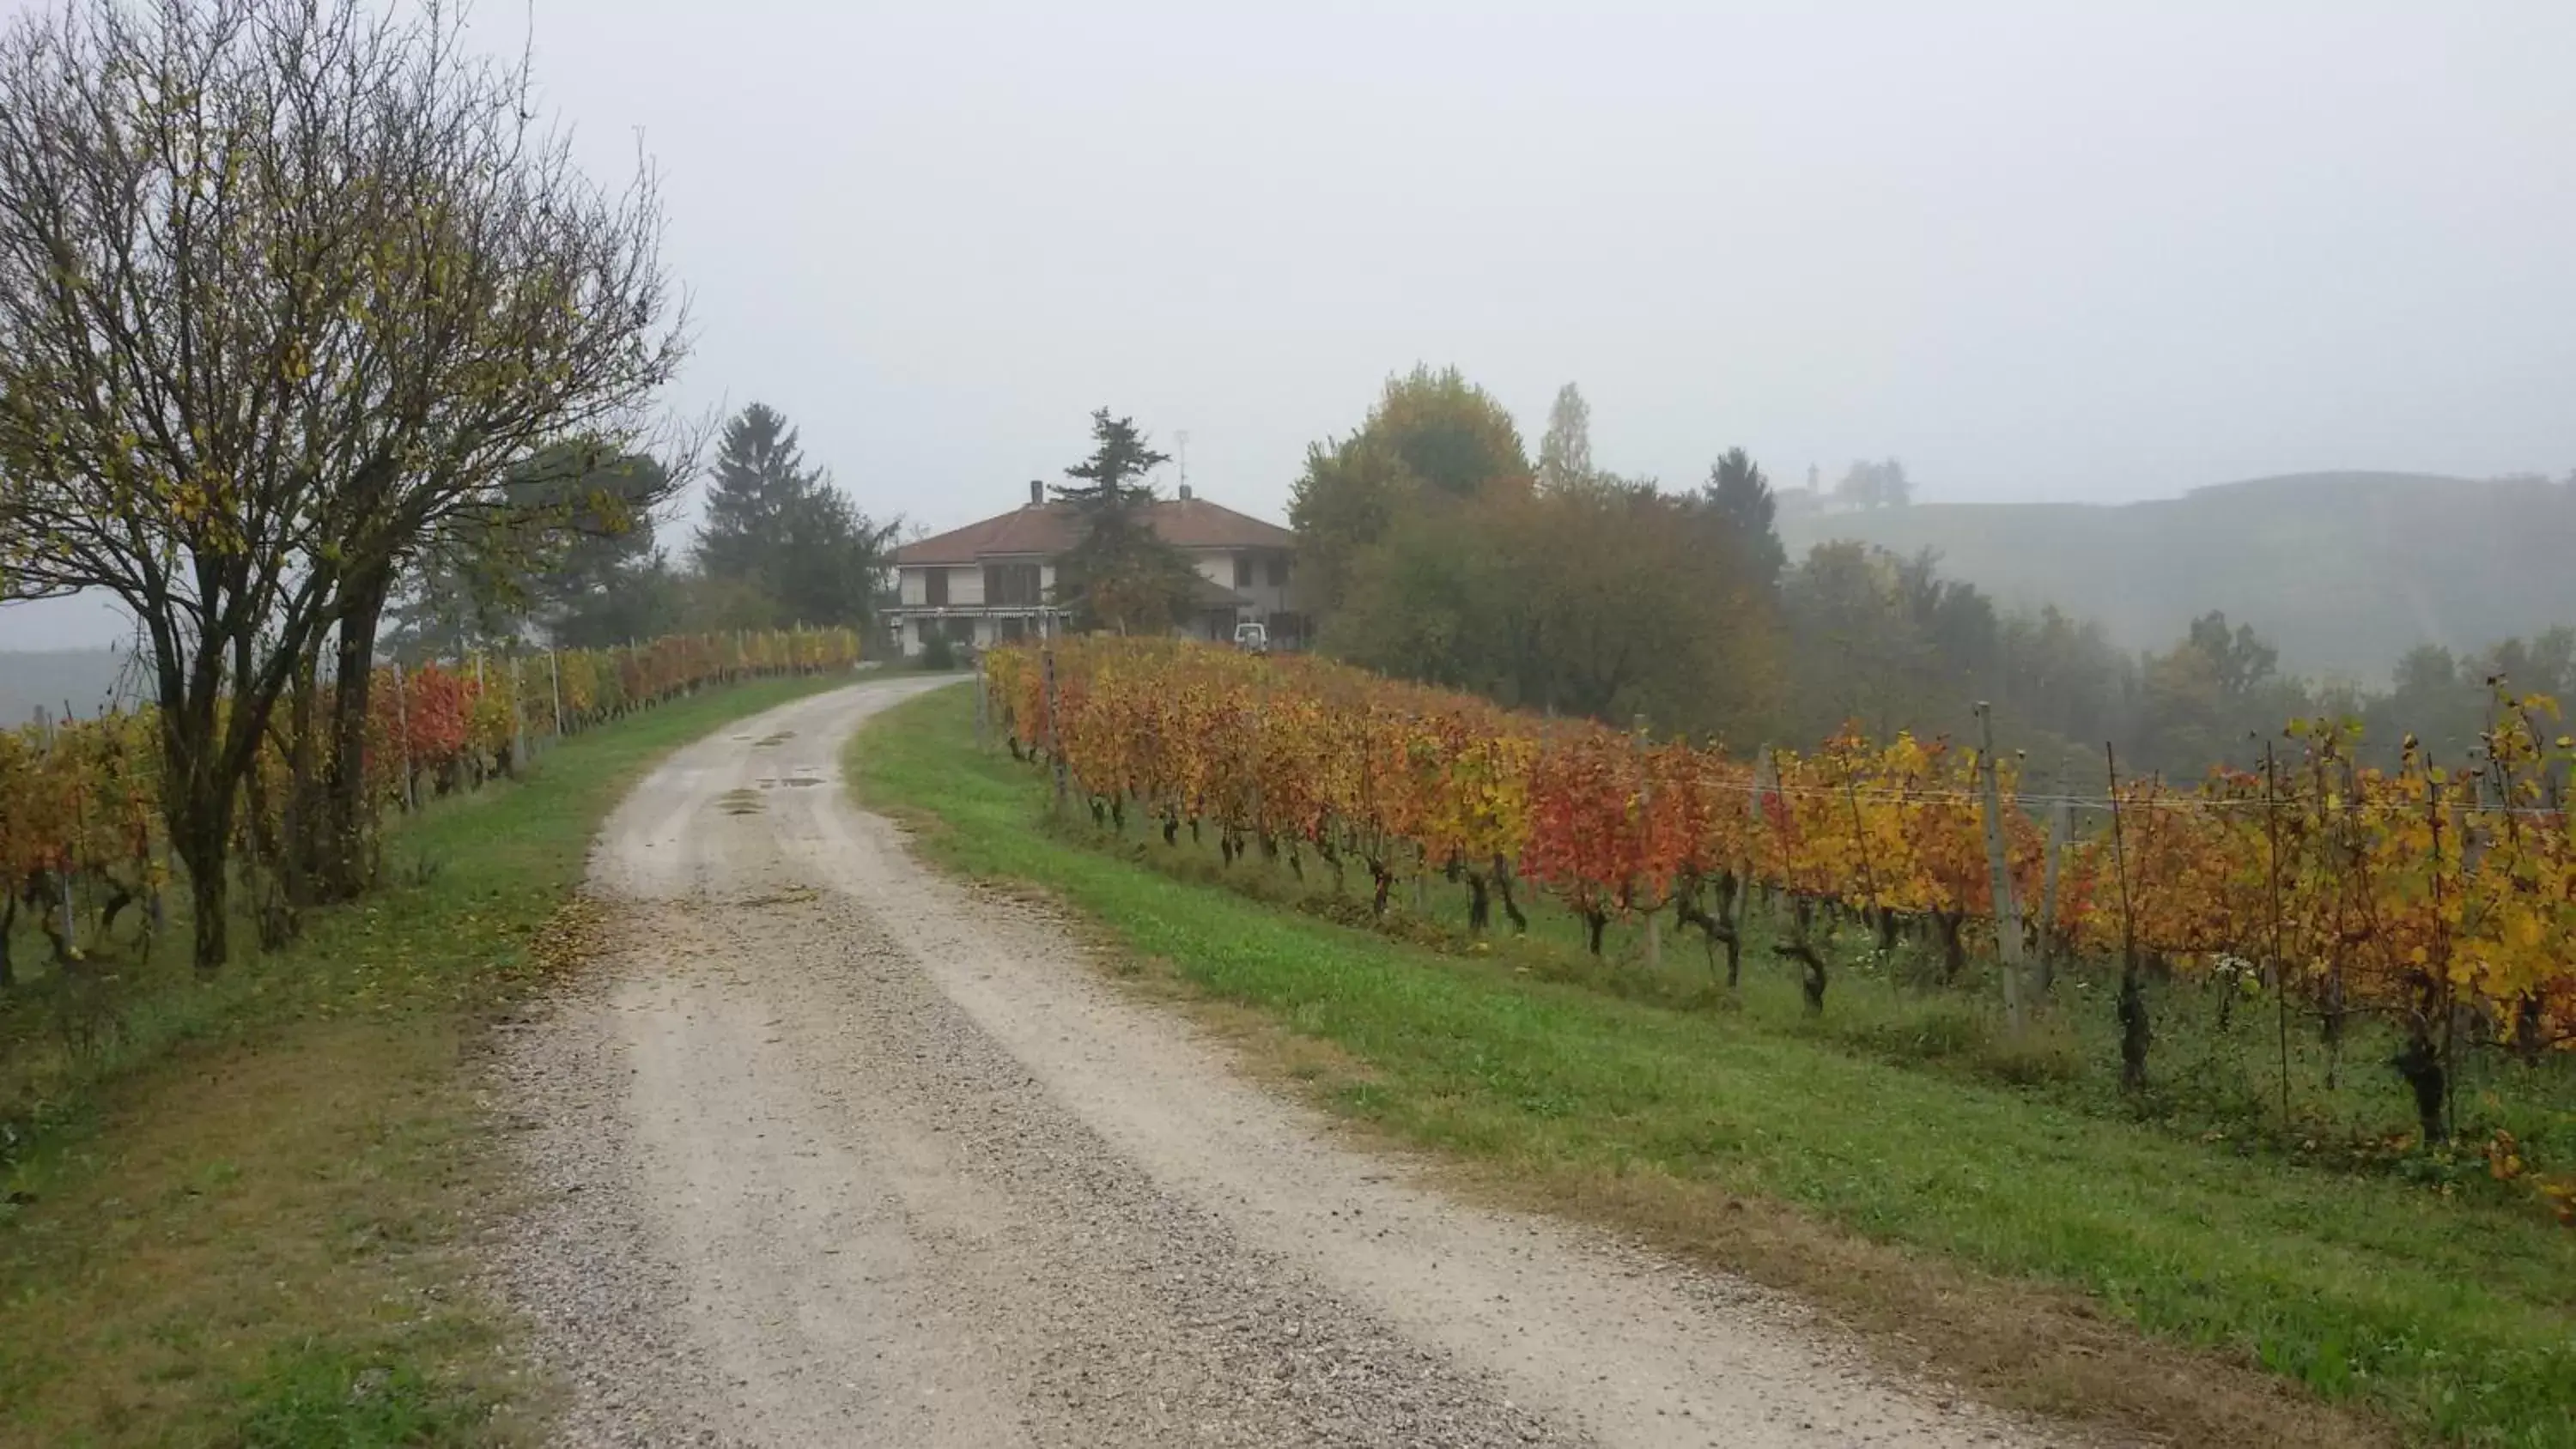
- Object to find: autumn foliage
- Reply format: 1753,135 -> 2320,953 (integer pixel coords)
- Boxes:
0,627 -> 858,977
987,639 -> 2576,1080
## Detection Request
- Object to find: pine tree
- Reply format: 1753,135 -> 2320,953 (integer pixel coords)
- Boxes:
693,403 -> 895,627
696,403 -> 809,582
1704,446 -> 1787,588
1051,409 -> 1200,634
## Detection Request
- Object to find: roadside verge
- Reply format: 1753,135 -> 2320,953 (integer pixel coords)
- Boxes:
851,682 -> 2573,1449
0,674 -> 853,1448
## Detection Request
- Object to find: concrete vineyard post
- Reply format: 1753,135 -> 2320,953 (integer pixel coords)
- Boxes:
510,654 -> 526,772
549,649 -> 565,743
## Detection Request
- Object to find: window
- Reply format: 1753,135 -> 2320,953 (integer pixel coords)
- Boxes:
923,567 -> 949,606
1233,553 -> 1253,588
983,561 -> 1041,606
1267,554 -> 1289,587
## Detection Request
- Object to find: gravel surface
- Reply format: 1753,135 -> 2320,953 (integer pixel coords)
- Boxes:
489,677 -> 2068,1448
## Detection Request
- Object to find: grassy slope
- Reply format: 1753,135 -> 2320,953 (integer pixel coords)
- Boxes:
0,673 -> 849,1449
1777,472 -> 2576,680
854,684 -> 2576,1449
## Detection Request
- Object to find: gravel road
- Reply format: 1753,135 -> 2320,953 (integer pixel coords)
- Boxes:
491,676 -> 2065,1448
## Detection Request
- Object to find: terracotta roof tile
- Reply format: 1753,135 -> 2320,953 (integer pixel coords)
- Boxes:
895,494 -> 1292,566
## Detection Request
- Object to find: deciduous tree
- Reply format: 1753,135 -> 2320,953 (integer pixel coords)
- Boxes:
0,0 -> 685,962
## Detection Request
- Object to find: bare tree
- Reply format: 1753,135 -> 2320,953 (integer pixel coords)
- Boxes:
0,0 -> 684,968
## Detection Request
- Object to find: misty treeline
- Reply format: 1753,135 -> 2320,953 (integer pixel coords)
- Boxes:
384,401 -> 896,663
1294,369 -> 2569,784
0,1 -> 875,972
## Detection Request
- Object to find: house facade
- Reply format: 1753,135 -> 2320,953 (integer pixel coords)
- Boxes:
885,480 -> 1305,657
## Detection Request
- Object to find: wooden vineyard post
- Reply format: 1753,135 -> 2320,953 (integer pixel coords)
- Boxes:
1636,714 -> 1660,971
509,655 -> 526,773
1739,745 -> 1770,933
549,649 -> 566,743
973,664 -> 990,752
2264,741 -> 2291,1131
35,706 -> 76,958
392,662 -> 416,813
1975,703 -> 2026,1035
2105,742 -> 2148,1094
1042,646 -> 1066,814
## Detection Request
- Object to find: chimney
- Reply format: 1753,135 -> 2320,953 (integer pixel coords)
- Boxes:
1028,479 -> 1043,507
1178,483 -> 1193,501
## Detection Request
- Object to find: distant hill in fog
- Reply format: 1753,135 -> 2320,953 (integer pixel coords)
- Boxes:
1779,471 -> 2576,682
0,646 -> 144,724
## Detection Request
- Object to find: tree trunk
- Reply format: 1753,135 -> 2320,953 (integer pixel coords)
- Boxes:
1490,854 -> 1528,934
173,790 -> 233,977
319,571 -> 393,901
1779,897 -> 1826,1012
1935,910 -> 1966,984
282,650 -> 321,908
2117,952 -> 2152,1094
2391,1028 -> 2448,1144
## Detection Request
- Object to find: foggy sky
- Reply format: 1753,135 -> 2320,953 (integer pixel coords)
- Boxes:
6,0 -> 2575,648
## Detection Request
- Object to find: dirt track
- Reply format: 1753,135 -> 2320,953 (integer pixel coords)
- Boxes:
493,677 -> 2063,1447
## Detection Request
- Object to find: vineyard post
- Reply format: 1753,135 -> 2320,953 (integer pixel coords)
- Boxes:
510,655 -> 526,773
1741,744 -> 1770,931
1636,715 -> 1660,971
2264,740 -> 2290,1131
973,663 -> 990,751
1043,646 -> 1066,814
549,649 -> 565,743
1975,703 -> 2026,1034
1841,767 -> 1881,948
392,662 -> 416,814
36,706 -> 77,958
2426,763 -> 2458,1143
2105,742 -> 2148,1094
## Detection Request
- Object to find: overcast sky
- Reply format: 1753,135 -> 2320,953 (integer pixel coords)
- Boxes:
6,0 -> 2575,648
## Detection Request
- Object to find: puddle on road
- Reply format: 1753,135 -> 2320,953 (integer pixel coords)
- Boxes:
717,787 -> 765,815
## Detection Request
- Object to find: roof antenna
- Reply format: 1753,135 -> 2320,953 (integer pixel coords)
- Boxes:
1176,429 -> 1191,501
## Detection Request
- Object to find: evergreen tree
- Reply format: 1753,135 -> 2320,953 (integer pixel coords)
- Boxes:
696,403 -> 811,582
1051,409 -> 1200,634
693,403 -> 896,627
1702,446 -> 1787,588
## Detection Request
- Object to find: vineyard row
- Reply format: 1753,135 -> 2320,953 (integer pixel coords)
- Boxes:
0,627 -> 861,977
983,638 -> 2573,1146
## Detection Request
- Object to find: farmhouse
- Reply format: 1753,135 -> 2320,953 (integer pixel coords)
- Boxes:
885,481 -> 1303,657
